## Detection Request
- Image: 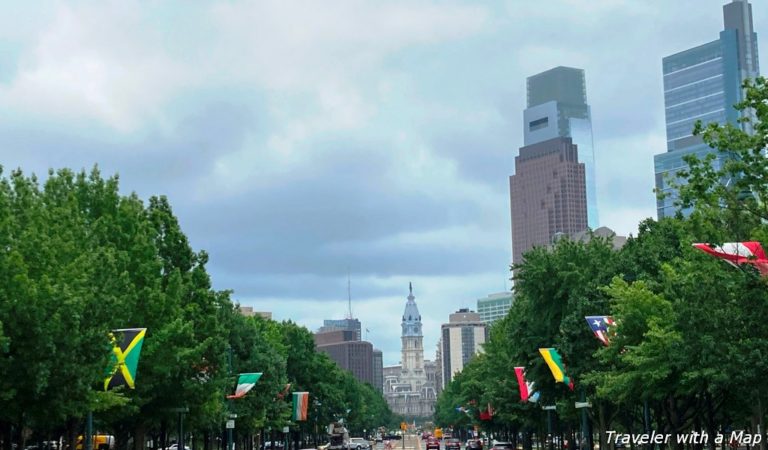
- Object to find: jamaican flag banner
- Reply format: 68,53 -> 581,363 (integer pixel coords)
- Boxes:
539,347 -> 574,390
227,373 -> 263,399
104,328 -> 147,391
292,392 -> 309,421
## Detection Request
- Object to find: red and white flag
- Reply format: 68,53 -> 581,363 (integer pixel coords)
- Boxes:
693,241 -> 768,276
514,367 -> 539,402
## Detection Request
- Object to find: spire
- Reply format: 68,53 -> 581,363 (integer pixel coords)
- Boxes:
409,282 -> 412,295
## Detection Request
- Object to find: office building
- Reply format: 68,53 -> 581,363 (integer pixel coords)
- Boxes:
373,349 -> 383,393
477,292 -> 514,324
318,318 -> 362,341
510,136 -> 588,266
524,66 -> 598,229
440,309 -> 488,384
654,0 -> 760,218
314,329 -> 374,385
434,339 -> 443,394
238,306 -> 272,319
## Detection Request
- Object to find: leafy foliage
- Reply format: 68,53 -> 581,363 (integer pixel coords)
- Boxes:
0,167 -> 393,450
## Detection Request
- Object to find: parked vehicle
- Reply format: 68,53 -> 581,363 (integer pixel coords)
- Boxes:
466,440 -> 483,450
328,422 -> 350,450
490,443 -> 515,450
75,435 -> 114,450
347,438 -> 370,450
25,442 -> 59,450
444,439 -> 461,450
262,442 -> 285,450
165,445 -> 190,450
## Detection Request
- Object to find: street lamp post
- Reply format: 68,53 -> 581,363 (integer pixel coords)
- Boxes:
227,346 -> 235,450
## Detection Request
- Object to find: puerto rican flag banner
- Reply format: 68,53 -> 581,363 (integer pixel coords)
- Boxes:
693,242 -> 768,276
514,367 -> 539,402
585,316 -> 615,346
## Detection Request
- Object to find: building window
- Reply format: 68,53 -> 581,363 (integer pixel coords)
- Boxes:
529,117 -> 549,131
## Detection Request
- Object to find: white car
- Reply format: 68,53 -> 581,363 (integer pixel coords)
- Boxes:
166,445 -> 190,450
346,439 -> 371,450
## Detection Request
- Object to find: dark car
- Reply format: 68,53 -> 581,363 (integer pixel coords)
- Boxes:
490,443 -> 515,450
466,441 -> 483,450
426,438 -> 440,450
445,439 -> 461,450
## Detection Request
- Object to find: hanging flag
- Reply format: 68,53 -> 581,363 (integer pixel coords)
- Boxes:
276,383 -> 292,399
104,328 -> 147,391
514,367 -> 540,402
227,373 -> 263,399
454,406 -> 472,417
479,403 -> 494,421
539,348 -> 574,390
585,316 -> 616,346
293,392 -> 309,421
693,242 -> 768,276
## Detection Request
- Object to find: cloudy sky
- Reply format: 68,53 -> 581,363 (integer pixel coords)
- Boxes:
1,0 -> 765,365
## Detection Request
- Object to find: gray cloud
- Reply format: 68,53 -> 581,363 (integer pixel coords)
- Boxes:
1,0 -> 766,364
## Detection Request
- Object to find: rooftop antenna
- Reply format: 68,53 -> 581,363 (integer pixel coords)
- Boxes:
346,271 -> 353,320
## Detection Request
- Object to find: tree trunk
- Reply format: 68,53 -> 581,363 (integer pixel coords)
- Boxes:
66,418 -> 77,450
134,424 -> 146,450
160,422 -> 167,450
598,403 -> 607,450
1,421 -> 12,450
756,396 -> 767,450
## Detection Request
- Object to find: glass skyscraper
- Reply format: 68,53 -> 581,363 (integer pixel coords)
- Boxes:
654,0 -> 759,218
524,66 -> 599,229
477,292 -> 514,324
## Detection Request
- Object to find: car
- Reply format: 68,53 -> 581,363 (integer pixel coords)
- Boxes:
347,438 -> 371,450
165,445 -> 190,450
490,443 -> 515,450
25,443 -> 59,450
262,443 -> 285,450
444,439 -> 461,450
466,440 -> 483,450
426,438 -> 440,450
422,433 -> 431,441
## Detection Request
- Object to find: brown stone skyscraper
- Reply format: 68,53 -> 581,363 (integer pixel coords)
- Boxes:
510,136 -> 587,267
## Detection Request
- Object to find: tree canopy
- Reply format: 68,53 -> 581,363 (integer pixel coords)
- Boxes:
0,167 -> 394,450
435,77 -> 768,450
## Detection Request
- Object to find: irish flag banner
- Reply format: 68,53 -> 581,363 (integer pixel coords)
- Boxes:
539,348 -> 574,390
293,392 -> 309,421
227,373 -> 262,399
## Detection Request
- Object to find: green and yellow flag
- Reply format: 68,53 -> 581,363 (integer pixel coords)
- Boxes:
104,328 -> 147,391
539,348 -> 574,390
